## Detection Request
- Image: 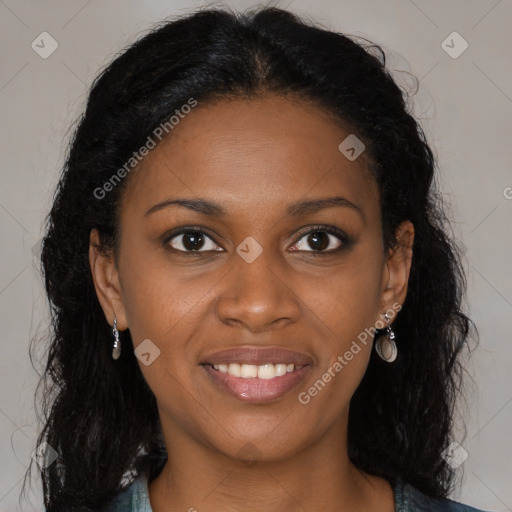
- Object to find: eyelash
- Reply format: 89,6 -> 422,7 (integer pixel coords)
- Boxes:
162,225 -> 353,255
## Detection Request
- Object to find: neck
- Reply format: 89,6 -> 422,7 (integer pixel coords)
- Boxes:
148,415 -> 394,512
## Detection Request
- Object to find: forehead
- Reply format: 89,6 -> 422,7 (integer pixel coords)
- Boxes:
119,94 -> 379,223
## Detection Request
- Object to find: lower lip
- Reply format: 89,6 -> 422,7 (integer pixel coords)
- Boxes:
202,364 -> 311,404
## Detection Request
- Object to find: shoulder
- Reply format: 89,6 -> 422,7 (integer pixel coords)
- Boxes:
394,478 -> 493,512
105,474 -> 153,512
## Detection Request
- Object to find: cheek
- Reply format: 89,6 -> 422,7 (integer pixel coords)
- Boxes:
119,251 -> 221,391
120,249 -> 203,341
299,255 -> 384,346
294,258 -> 383,412
119,257 -> 209,419
293,266 -> 382,423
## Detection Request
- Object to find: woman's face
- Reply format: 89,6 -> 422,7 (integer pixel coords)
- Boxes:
90,94 -> 413,461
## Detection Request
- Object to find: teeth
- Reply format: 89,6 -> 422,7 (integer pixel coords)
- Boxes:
275,364 -> 287,376
258,364 -> 275,379
213,363 -> 299,378
240,364 -> 258,378
228,363 -> 241,377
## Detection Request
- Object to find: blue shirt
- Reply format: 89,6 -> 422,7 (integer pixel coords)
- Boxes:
107,474 -> 491,511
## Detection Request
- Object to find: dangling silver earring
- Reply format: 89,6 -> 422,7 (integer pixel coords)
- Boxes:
112,316 -> 121,360
375,312 -> 397,362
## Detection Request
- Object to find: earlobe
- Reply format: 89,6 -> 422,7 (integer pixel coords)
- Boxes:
380,220 -> 415,314
88,228 -> 128,330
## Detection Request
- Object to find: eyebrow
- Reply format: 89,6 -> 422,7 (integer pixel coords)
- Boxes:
145,195 -> 364,220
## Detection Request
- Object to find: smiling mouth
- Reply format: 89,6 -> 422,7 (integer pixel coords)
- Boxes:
201,362 -> 312,403
200,346 -> 314,403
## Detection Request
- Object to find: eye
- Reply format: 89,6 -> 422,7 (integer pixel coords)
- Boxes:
165,229 -> 223,253
289,226 -> 350,253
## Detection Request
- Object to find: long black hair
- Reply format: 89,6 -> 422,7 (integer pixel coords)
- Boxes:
29,6 -> 476,511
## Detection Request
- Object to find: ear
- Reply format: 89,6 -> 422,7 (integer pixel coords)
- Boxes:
89,228 -> 128,330
378,220 -> 414,322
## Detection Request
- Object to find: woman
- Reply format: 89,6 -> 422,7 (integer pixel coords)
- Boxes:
32,6 -> 491,512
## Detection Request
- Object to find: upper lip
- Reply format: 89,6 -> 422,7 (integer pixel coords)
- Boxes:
201,346 -> 314,366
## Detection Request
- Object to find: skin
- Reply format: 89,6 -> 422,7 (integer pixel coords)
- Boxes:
89,94 -> 414,512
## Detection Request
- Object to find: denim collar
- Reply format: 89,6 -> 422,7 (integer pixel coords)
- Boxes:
109,473 -> 489,512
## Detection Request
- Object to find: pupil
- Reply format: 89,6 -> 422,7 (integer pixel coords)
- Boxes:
309,232 -> 328,251
183,232 -> 204,251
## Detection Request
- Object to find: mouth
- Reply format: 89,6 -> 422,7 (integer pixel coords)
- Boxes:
200,346 -> 313,404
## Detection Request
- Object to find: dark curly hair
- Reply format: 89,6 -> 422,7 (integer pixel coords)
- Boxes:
28,6 -> 477,511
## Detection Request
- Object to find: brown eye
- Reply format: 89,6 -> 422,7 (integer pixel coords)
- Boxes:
291,229 -> 345,252
306,232 -> 330,251
167,230 -> 221,252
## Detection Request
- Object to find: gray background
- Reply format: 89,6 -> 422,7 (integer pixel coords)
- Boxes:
0,0 -> 511,510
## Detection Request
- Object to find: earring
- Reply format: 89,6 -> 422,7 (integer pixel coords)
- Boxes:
375,312 -> 397,362
112,316 -> 121,360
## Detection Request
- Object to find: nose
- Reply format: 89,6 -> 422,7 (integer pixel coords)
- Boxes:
215,249 -> 302,333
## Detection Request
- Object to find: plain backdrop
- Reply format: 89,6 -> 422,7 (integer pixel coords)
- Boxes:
0,0 -> 511,510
